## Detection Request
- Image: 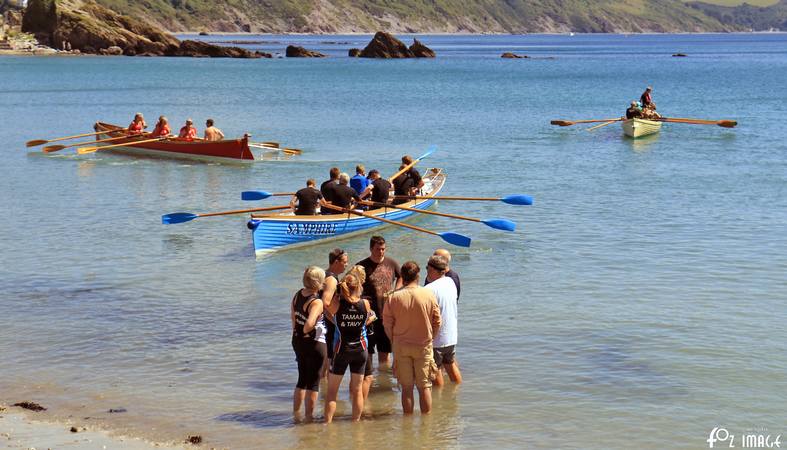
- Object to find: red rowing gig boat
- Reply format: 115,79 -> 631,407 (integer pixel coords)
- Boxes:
93,122 -> 263,163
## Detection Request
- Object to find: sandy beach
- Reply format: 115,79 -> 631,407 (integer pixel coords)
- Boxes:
0,407 -> 185,450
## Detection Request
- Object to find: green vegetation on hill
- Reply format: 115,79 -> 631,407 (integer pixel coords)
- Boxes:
86,0 -> 740,33
82,0 -> 787,33
688,0 -> 787,30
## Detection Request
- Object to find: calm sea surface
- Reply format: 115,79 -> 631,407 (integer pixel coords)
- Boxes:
1,34 -> 786,449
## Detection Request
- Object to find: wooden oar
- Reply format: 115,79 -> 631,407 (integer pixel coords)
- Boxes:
321,203 -> 471,247
393,194 -> 533,205
77,137 -> 169,155
43,133 -> 144,153
389,146 -> 436,182
162,205 -> 291,224
26,129 -> 123,147
359,200 -> 516,231
551,118 -> 622,127
587,120 -> 620,131
249,143 -> 303,154
242,191 -> 295,201
659,117 -> 737,128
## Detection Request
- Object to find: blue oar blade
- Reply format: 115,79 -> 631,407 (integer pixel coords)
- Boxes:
482,218 -> 516,231
417,145 -> 437,161
241,191 -> 272,201
162,212 -> 198,224
501,194 -> 533,206
439,232 -> 471,247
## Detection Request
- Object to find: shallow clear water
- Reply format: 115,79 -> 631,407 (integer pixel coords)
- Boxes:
1,33 -> 786,449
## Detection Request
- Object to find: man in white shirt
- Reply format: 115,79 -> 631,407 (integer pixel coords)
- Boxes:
424,255 -> 462,386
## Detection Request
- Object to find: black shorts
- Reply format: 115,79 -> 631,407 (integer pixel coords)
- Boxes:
367,320 -> 391,354
292,338 -> 326,392
330,348 -> 368,376
433,345 -> 456,368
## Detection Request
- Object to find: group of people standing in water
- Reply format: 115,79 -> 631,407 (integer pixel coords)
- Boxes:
127,113 -> 225,141
291,236 -> 462,422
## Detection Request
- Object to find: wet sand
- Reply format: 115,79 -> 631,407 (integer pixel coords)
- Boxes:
0,407 -> 185,449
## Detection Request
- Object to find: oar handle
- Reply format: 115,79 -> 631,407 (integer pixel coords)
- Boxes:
199,205 -> 291,217
27,129 -> 127,147
322,203 -> 438,236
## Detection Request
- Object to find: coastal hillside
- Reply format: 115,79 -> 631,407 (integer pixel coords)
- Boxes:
89,0 -> 743,33
687,0 -> 787,30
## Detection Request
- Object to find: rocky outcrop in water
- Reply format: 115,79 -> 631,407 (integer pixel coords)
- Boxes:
285,45 -> 326,57
22,0 -> 265,57
501,52 -> 529,59
359,31 -> 413,58
409,39 -> 434,57
348,48 -> 361,57
359,31 -> 435,58
170,40 -> 269,58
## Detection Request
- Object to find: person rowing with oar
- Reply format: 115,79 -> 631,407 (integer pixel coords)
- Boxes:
360,169 -> 392,205
626,101 -> 642,120
128,113 -> 147,134
290,179 -> 327,216
150,116 -> 171,137
178,118 -> 198,141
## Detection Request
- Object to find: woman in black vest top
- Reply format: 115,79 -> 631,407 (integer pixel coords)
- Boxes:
291,266 -> 327,421
324,267 -> 375,423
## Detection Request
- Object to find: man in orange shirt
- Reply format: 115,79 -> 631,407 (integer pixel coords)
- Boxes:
383,261 -> 441,415
178,119 -> 197,140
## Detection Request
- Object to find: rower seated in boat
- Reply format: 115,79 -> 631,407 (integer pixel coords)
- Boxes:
178,119 -> 198,141
361,169 -> 392,205
626,101 -> 642,119
204,118 -> 225,141
150,116 -> 171,137
290,179 -> 326,216
128,113 -> 146,134
326,173 -> 361,214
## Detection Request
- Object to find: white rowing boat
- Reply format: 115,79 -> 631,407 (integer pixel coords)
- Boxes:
622,118 -> 662,138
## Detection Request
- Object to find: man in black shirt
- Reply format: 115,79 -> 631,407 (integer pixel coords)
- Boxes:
330,173 -> 360,210
320,167 -> 340,215
289,179 -> 324,215
401,155 -> 424,193
361,169 -> 392,205
355,235 -> 402,399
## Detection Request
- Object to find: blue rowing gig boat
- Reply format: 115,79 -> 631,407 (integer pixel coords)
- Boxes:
247,168 -> 446,256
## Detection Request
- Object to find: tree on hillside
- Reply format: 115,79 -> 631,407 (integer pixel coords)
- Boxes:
21,0 -> 56,42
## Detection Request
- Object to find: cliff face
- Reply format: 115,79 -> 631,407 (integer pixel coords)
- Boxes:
88,0 -> 746,33
20,0 -> 266,56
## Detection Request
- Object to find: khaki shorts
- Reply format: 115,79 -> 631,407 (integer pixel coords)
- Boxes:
393,342 -> 437,389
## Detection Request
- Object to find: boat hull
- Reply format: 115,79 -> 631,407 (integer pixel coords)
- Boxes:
622,118 -> 662,138
249,169 -> 446,256
93,122 -> 261,163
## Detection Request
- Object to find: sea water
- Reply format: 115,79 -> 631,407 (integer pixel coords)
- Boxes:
0,33 -> 785,449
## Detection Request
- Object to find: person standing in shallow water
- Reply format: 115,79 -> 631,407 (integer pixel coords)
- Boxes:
324,268 -> 375,423
356,235 -> 402,395
320,248 -> 349,377
424,255 -> 462,386
425,248 -> 461,303
290,266 -> 327,421
383,261 -> 441,415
